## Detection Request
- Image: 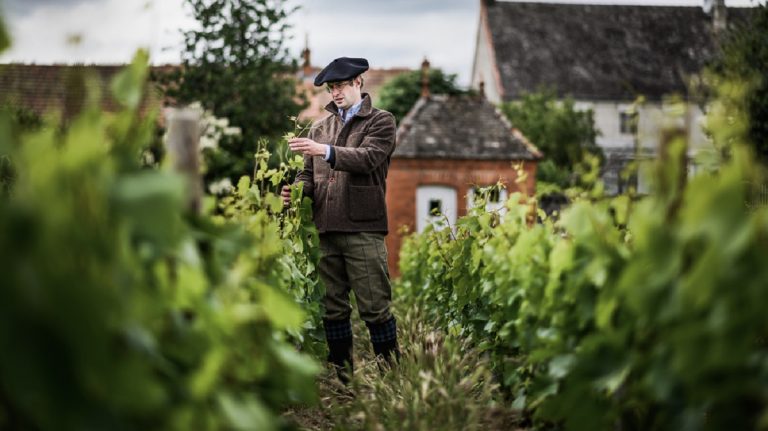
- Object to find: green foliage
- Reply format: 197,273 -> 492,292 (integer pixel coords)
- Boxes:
377,68 -> 467,122
214,139 -> 325,355
155,0 -> 306,184
0,103 -> 42,132
0,51 -> 321,431
501,89 -> 601,187
710,4 -> 768,163
0,103 -> 43,195
0,14 -> 9,52
398,81 -> 768,430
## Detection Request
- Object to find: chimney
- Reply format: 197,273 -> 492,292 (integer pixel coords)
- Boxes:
704,0 -> 727,35
713,0 -> 727,35
421,57 -> 430,98
301,34 -> 312,77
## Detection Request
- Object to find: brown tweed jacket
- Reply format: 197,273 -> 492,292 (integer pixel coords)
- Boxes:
294,93 -> 397,234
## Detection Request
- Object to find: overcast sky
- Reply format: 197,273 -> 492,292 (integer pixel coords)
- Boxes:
0,0 -> 762,86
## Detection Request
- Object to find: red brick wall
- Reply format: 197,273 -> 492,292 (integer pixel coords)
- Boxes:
385,158 -> 537,277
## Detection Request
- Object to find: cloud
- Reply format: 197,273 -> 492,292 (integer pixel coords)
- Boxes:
4,0 -> 106,17
289,2 -> 480,86
1,0 -> 194,64
296,0 -> 474,15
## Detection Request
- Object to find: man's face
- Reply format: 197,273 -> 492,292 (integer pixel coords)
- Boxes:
327,77 -> 362,110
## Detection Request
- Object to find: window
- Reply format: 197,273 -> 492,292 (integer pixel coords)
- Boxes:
428,199 -> 442,216
416,186 -> 457,233
619,110 -> 638,135
467,185 -> 508,216
488,188 -> 501,203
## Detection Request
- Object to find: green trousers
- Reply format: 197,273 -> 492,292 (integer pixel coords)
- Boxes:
318,232 -> 393,323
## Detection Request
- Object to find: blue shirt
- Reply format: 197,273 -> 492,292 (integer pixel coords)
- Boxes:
339,99 -> 364,124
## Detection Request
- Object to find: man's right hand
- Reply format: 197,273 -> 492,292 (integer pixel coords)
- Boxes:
281,185 -> 292,207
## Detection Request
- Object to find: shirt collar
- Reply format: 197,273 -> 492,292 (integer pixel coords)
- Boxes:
339,99 -> 364,123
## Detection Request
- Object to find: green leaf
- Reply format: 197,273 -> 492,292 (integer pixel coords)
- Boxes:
595,296 -> 617,329
0,16 -> 10,53
218,393 -> 274,431
594,364 -> 630,395
548,354 -> 575,379
236,176 -> 251,195
273,344 -> 321,377
190,349 -> 227,399
265,193 -> 283,213
111,50 -> 149,109
256,282 -> 304,330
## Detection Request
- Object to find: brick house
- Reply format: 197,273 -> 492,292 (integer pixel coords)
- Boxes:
471,0 -> 755,194
0,53 -> 407,125
0,63 -> 165,118
386,85 -> 541,276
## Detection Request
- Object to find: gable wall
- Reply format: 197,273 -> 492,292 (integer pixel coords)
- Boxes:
471,8 -> 502,104
385,157 -> 537,277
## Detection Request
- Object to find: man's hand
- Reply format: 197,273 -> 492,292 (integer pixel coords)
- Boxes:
288,137 -> 327,157
281,185 -> 292,207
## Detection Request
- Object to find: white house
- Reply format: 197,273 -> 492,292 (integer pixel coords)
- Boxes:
471,0 -> 754,194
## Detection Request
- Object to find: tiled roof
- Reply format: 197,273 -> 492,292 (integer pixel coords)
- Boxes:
0,63 -> 408,122
0,64 -> 164,116
394,94 -> 541,160
484,2 -> 755,101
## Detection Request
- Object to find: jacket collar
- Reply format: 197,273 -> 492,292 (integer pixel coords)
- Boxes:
325,93 -> 373,119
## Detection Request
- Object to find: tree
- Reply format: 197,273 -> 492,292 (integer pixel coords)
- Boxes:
377,68 -> 467,123
500,89 -> 601,187
710,4 -> 768,163
156,0 -> 305,183
0,14 -> 9,52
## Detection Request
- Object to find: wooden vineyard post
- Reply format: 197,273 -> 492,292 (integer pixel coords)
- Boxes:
165,108 -> 202,214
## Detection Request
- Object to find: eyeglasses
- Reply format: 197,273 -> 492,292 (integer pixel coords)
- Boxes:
325,80 -> 354,93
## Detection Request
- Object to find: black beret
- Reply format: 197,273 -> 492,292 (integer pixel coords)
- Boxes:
314,57 -> 369,86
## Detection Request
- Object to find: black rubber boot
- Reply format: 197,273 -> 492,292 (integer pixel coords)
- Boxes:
372,339 -> 400,365
366,317 -> 400,370
324,319 -> 354,384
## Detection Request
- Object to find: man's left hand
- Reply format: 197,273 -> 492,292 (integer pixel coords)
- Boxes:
288,138 -> 327,157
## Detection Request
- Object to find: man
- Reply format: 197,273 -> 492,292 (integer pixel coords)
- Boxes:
281,57 -> 399,383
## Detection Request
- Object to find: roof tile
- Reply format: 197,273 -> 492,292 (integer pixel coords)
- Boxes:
395,94 -> 541,160
485,2 -> 754,101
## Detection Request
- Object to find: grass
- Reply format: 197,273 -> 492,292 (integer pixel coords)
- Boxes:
283,302 -> 524,431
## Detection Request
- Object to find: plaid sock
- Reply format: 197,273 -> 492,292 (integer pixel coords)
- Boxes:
324,319 -> 352,341
366,317 -> 397,343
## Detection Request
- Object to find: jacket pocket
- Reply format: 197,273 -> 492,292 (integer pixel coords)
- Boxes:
312,181 -> 327,211
348,185 -> 384,222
